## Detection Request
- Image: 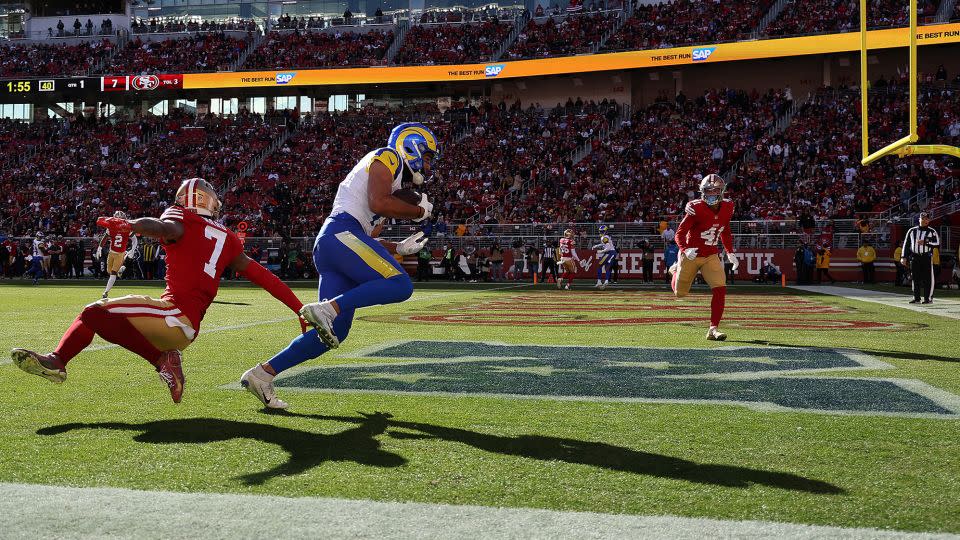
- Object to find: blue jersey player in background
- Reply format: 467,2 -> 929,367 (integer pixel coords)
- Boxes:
592,225 -> 617,289
240,123 -> 438,408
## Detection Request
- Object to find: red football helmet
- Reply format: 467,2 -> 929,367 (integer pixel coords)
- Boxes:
175,178 -> 221,219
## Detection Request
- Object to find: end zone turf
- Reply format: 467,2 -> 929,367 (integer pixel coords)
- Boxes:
0,283 -> 958,535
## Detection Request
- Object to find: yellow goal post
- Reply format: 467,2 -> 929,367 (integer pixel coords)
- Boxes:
859,0 -> 960,165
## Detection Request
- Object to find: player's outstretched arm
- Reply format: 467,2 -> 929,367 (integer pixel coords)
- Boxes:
123,217 -> 184,244
230,253 -> 307,332
367,161 -> 431,220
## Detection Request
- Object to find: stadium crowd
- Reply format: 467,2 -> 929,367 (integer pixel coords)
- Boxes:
499,88 -> 791,224
244,29 -> 394,69
393,21 -> 511,65
603,0 -> 772,51
0,39 -> 112,77
2,111 -> 289,240
130,17 -> 258,34
738,83 -> 959,221
764,0 -> 939,37
504,11 -> 621,59
101,32 -> 251,74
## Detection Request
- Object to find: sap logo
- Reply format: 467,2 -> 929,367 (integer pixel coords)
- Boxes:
692,47 -> 716,62
485,65 -> 505,78
275,72 -> 297,85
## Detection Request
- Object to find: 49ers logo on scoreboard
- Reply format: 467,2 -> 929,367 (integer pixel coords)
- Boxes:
130,75 -> 160,91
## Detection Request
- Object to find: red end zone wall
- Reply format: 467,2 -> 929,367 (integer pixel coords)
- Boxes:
408,248 -> 898,282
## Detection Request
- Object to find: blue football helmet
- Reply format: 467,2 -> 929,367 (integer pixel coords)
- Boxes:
388,123 -> 439,184
598,224 -> 609,234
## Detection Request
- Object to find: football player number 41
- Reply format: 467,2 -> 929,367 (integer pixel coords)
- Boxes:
203,226 -> 227,278
700,225 -> 724,246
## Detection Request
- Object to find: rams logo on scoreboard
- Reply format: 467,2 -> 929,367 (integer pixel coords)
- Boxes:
39,80 -> 55,92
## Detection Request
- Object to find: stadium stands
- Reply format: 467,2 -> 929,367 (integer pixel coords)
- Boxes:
0,39 -> 112,77
393,21 -> 511,65
505,11 -> 621,59
738,83 -> 959,220
100,32 -> 251,74
763,0 -> 939,38
3,112 -> 287,237
603,1 -> 771,52
500,88 -> 791,224
244,29 -> 394,69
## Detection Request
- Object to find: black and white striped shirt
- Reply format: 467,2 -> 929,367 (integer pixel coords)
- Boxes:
902,226 -> 940,257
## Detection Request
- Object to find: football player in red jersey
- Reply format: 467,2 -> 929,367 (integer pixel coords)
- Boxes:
10,178 -> 307,404
669,174 -> 740,341
557,229 -> 580,290
98,210 -> 138,299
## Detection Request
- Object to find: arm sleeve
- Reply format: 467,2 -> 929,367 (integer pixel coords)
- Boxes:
720,226 -> 734,253
128,235 -> 139,254
675,213 -> 693,251
901,230 -> 912,258
238,260 -> 304,314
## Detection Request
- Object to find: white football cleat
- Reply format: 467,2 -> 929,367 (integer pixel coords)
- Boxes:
240,365 -> 288,409
564,284 -> 570,290
595,280 -> 602,288
706,326 -> 727,341
556,279 -> 563,289
299,301 -> 340,349
601,280 -> 609,290
118,266 -> 126,278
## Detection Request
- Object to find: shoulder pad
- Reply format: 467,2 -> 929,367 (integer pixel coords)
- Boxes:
367,147 -> 402,176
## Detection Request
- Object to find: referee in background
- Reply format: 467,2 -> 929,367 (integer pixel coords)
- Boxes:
900,212 -> 940,304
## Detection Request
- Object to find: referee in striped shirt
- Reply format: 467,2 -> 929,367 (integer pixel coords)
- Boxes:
900,212 -> 940,304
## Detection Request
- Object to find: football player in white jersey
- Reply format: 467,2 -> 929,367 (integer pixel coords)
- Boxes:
240,123 -> 436,408
592,225 -> 617,289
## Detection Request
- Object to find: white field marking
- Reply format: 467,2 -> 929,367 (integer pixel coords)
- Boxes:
790,285 -> 960,320
0,483 -> 954,540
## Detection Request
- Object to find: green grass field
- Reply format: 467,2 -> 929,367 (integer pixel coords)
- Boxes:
1,281 -> 958,535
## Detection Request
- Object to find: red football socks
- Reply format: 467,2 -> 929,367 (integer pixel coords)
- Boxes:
78,305 -> 164,367
54,316 -> 96,364
711,287 -> 727,327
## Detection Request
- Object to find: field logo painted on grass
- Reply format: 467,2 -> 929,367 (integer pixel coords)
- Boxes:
361,292 -> 926,331
275,342 -> 960,418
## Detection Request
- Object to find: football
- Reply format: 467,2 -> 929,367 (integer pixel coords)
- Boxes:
392,187 -> 422,205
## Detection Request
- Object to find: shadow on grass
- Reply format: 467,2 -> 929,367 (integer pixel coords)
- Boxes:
36,413 -> 404,485
270,411 -> 844,495
731,339 -> 960,364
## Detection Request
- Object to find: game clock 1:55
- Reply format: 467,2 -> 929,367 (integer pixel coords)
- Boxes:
5,80 -> 31,93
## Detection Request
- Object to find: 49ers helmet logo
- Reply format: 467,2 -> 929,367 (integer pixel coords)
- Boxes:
131,75 -> 160,91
